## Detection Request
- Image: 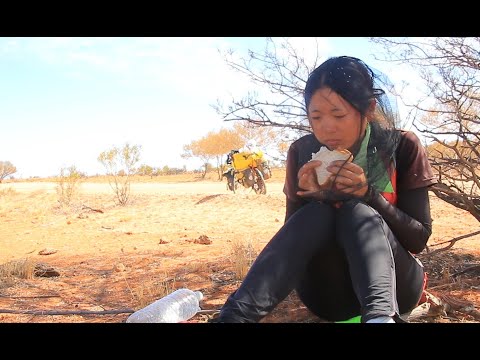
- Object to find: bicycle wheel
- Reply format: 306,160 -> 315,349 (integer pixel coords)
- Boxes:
252,168 -> 266,194
227,175 -> 235,191
232,172 -> 238,193
223,169 -> 236,192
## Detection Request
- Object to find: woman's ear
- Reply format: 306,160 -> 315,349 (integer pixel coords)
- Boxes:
367,99 -> 376,117
361,100 -> 376,133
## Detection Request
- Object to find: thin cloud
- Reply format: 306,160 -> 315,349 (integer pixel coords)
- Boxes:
0,37 -> 429,178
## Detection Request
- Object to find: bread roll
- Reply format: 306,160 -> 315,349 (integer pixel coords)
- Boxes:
311,147 -> 352,187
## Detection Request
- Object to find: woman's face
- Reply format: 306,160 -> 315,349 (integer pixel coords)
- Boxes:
308,87 -> 366,151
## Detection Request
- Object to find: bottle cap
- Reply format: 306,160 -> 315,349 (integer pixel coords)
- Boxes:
194,291 -> 204,301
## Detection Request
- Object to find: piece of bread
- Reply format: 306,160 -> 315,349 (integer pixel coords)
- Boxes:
311,147 -> 353,187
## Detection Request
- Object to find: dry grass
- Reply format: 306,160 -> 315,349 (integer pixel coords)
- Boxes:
8,167 -> 287,185
123,272 -> 177,310
1,168 -> 479,323
0,258 -> 36,280
181,261 -> 208,275
229,238 -> 259,280
0,187 -> 16,198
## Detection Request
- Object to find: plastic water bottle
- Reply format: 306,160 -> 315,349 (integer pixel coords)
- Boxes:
126,288 -> 203,323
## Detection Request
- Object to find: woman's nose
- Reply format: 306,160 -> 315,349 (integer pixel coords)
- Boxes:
321,117 -> 337,133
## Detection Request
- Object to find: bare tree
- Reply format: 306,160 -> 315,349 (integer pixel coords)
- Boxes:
98,143 -> 141,206
56,165 -> 85,206
0,161 -> 17,182
213,37 -> 321,152
215,37 -> 480,220
370,37 -> 480,223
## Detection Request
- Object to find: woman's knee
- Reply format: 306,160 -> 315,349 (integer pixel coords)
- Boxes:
288,201 -> 335,228
336,199 -> 378,228
337,199 -> 373,214
335,199 -> 389,250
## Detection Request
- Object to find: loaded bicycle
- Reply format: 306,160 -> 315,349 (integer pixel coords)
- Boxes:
222,149 -> 272,195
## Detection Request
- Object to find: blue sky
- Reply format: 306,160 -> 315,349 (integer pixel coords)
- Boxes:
0,37 -> 422,178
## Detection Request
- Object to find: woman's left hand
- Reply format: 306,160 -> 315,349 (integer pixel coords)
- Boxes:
327,160 -> 368,198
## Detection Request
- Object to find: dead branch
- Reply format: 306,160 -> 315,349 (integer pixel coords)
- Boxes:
0,308 -> 134,315
426,229 -> 480,255
459,307 -> 480,321
197,309 -> 220,315
406,291 -> 449,322
428,278 -> 479,291
81,205 -> 104,213
0,295 -> 61,299
437,294 -> 480,321
451,264 -> 480,278
407,290 -> 480,322
0,308 -> 219,317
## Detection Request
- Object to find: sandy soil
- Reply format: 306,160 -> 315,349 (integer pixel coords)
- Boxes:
0,171 -> 479,323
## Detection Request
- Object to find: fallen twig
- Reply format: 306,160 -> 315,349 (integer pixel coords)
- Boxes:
451,264 -> 480,278
0,308 -> 219,317
428,278 -> 479,291
0,295 -> 61,299
459,307 -> 480,321
197,309 -> 220,315
81,205 -> 104,213
426,230 -> 480,255
406,291 -> 449,322
0,308 -> 134,315
437,293 -> 480,321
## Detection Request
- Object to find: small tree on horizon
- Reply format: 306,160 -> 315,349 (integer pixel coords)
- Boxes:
182,127 -> 244,179
56,165 -> 85,206
0,161 -> 17,183
98,143 -> 141,206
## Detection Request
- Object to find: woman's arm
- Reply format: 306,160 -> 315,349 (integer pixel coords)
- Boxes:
366,186 -> 433,254
283,140 -> 310,222
285,199 -> 305,222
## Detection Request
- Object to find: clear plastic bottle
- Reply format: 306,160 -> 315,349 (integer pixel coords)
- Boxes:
126,288 -> 203,323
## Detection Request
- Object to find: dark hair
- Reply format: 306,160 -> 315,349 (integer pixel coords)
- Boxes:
304,56 -> 402,198
304,56 -> 384,118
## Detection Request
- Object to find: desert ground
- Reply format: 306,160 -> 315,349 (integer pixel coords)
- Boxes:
0,169 -> 479,323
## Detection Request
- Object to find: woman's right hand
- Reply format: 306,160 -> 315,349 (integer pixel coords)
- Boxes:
297,160 -> 322,196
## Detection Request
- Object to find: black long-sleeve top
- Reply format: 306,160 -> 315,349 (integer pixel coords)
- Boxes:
283,130 -> 437,254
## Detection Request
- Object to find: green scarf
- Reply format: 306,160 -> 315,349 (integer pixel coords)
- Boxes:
352,123 -> 394,194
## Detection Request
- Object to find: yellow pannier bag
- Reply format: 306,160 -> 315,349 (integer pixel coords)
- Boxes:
232,151 -> 263,171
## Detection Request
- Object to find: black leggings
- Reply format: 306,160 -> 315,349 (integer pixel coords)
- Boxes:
217,199 -> 425,323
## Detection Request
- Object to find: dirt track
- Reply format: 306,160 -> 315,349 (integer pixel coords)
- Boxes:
1,177 -> 479,323
4,181 -> 286,196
